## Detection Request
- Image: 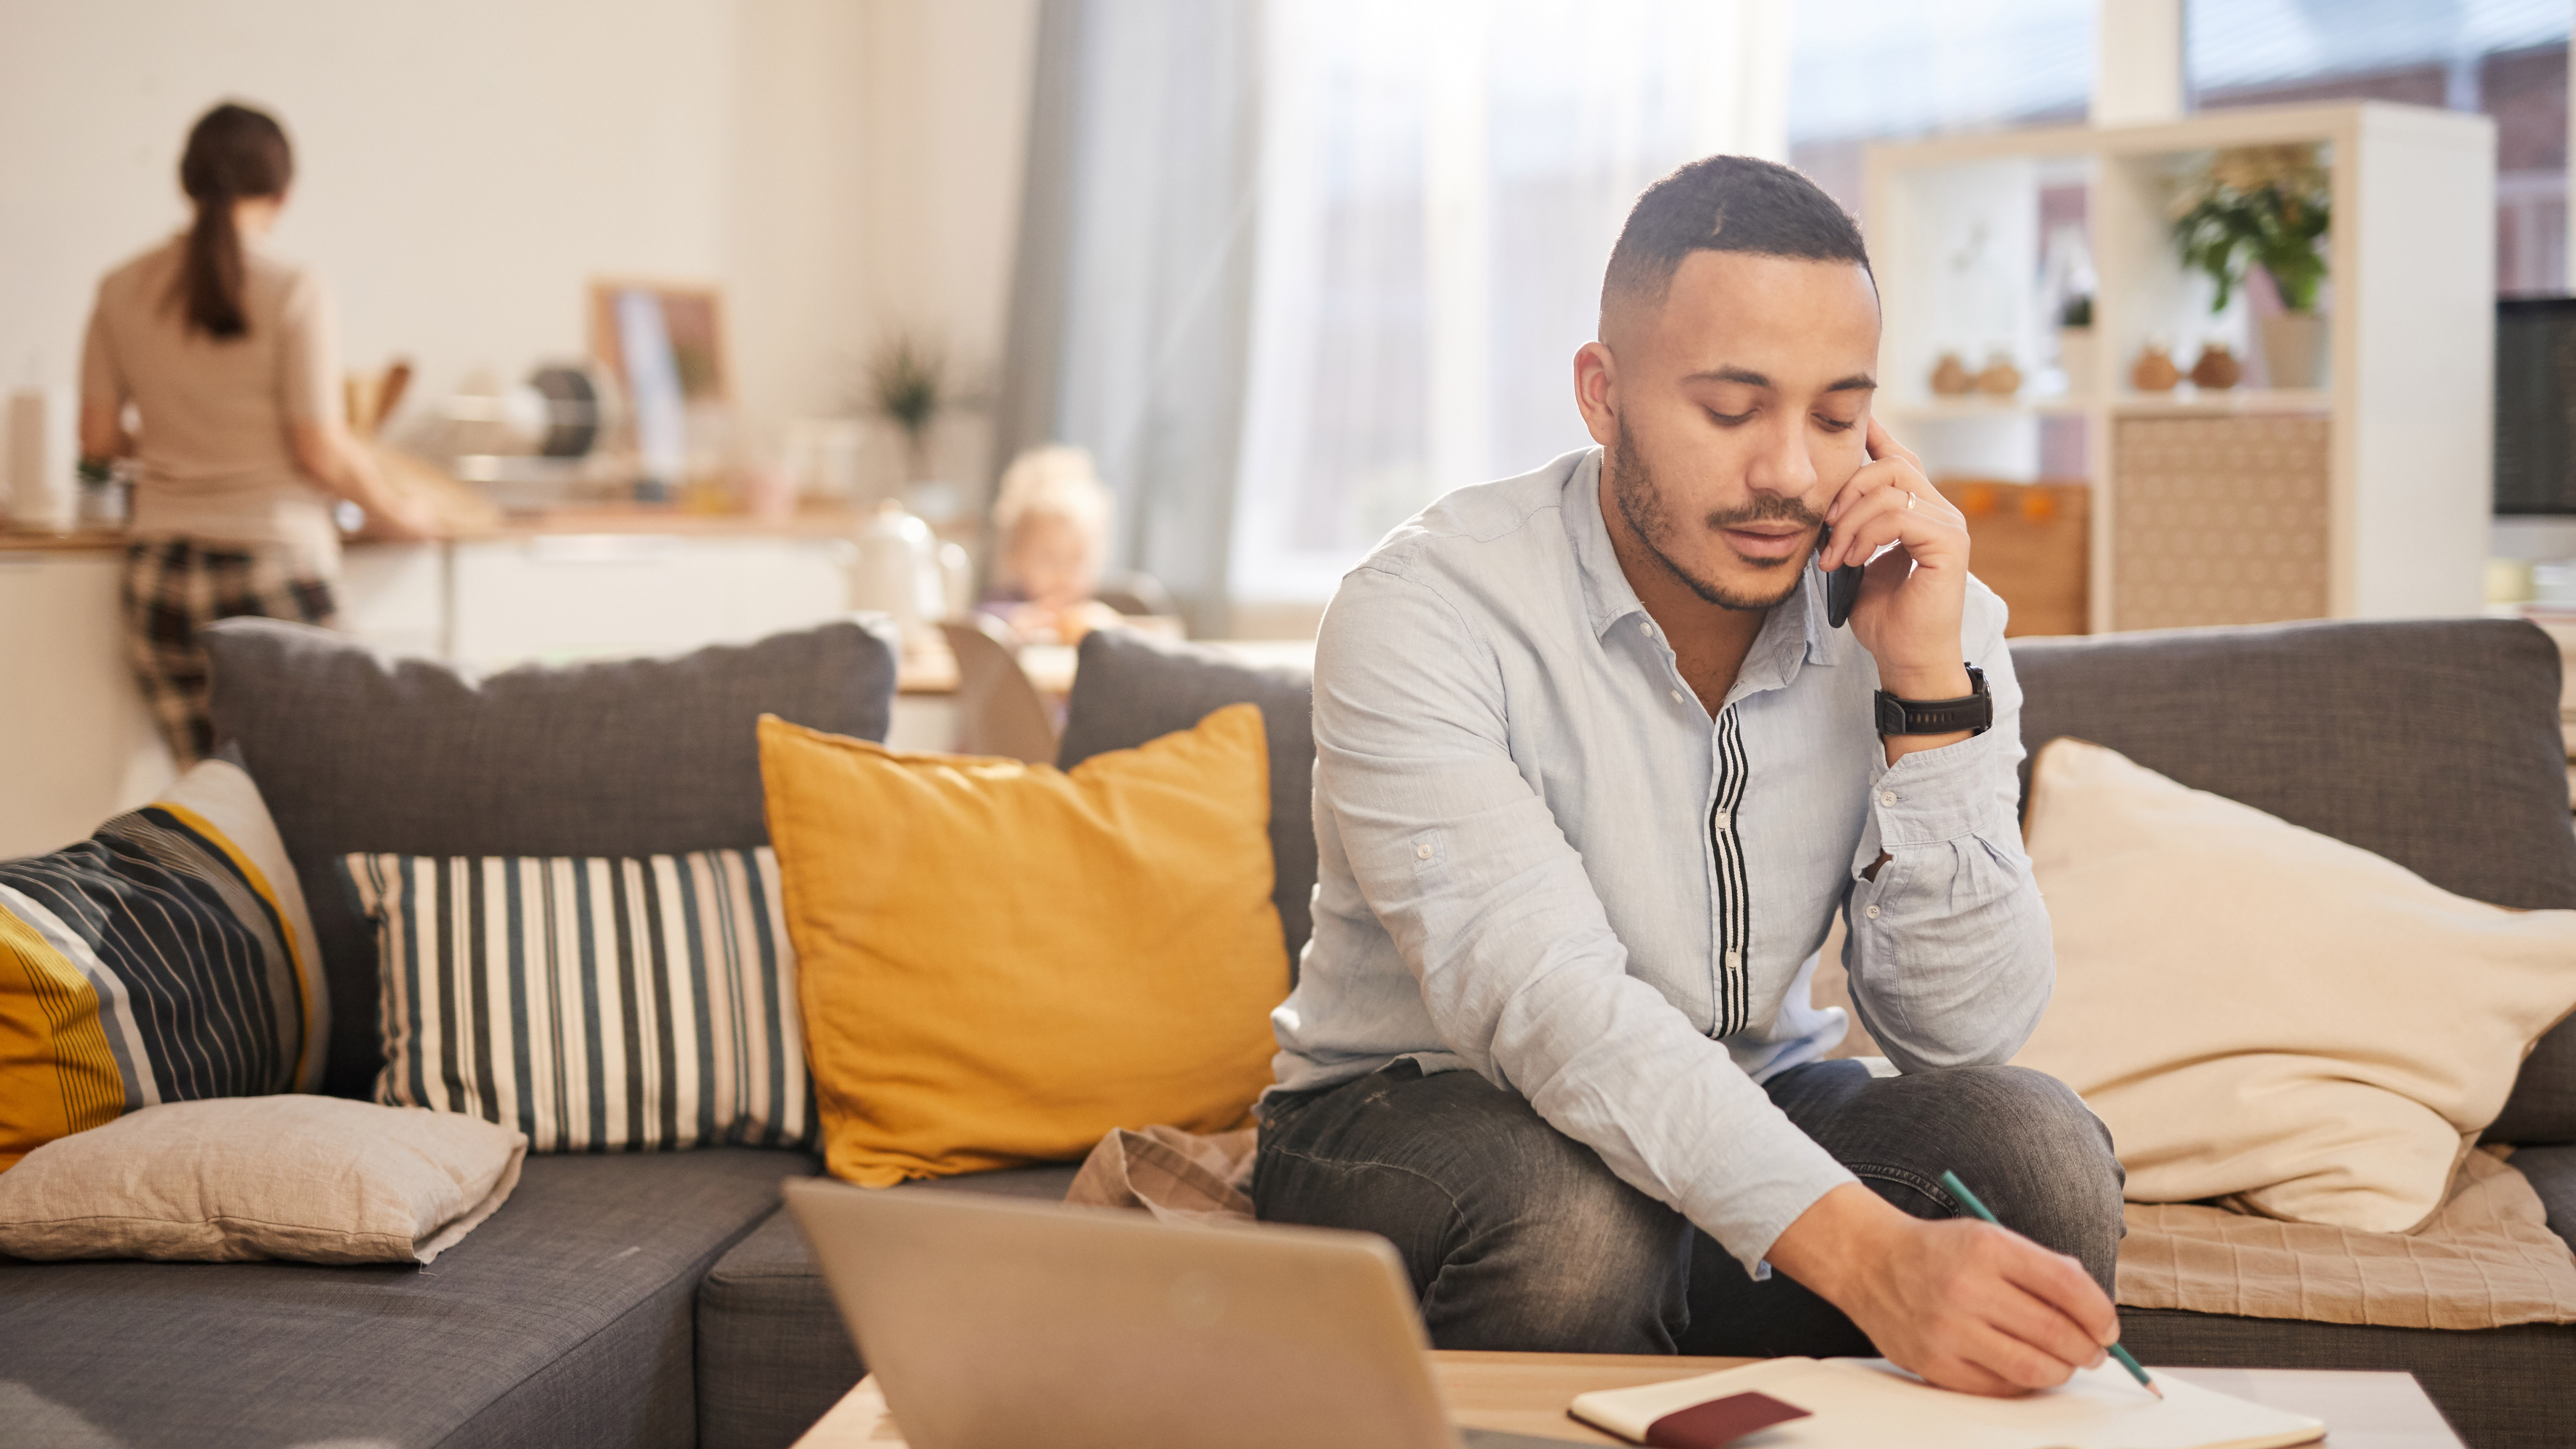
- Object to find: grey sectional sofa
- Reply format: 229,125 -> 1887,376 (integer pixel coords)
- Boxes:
3,615 -> 2569,1449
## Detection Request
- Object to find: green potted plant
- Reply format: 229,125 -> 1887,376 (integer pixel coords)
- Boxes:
866,332 -> 948,485
2169,144 -> 2330,388
852,333 -> 974,640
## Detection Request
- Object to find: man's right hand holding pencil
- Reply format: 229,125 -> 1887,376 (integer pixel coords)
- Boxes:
1763,1182 -> 2124,1398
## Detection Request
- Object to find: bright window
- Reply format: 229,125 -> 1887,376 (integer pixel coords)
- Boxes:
1785,0 -> 2095,216
2186,0 -> 2571,295
1229,0 -> 1785,604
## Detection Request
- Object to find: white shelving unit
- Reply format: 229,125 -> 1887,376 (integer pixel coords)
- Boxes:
1866,102 -> 2495,632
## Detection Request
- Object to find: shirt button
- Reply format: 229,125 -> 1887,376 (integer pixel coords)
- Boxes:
1724,949 -> 1741,971
1865,904 -> 1881,919
1670,689 -> 1686,705
1640,620 -> 1655,636
1712,809 -> 1731,830
1415,842 -> 1434,860
1879,791 -> 1897,806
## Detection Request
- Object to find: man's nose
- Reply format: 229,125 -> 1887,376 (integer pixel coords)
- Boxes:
1744,413 -> 1820,500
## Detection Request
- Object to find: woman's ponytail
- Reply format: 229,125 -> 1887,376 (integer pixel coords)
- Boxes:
171,103 -> 293,340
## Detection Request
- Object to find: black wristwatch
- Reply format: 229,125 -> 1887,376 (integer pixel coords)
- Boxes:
1874,665 -> 1991,737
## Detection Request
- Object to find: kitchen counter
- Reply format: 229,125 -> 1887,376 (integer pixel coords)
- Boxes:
0,513 -> 874,857
0,527 -> 144,552
0,502 -> 873,552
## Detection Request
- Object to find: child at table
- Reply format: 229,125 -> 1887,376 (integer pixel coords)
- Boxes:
982,445 -> 1125,645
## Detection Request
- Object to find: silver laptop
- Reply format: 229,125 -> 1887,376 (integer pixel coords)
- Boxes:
784,1177 -> 1585,1449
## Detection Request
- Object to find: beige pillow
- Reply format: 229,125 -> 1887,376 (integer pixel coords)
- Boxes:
0,1096 -> 525,1265
2011,737 -> 2576,1233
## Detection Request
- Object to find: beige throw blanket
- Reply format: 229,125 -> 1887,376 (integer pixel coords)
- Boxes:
1072,1129 -> 2576,1330
1068,1125 -> 1258,1225
2118,1146 -> 2576,1329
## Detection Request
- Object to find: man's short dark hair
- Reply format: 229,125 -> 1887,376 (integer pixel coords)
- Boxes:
1601,156 -> 1871,327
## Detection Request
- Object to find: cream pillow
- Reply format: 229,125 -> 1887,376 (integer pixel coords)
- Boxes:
2011,737 -> 2576,1233
0,1096 -> 525,1265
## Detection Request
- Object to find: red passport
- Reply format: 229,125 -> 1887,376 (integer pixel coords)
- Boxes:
1628,1390 -> 1813,1448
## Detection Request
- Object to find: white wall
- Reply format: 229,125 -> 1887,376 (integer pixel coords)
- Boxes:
860,0 -> 1041,503
0,0 -> 1035,492
0,0 -> 738,419
730,0 -> 1038,496
0,0 -> 1035,851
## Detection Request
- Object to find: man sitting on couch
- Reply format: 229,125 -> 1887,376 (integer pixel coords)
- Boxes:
1256,155 -> 2126,1397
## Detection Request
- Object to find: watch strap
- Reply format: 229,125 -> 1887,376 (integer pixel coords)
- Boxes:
1874,665 -> 1991,736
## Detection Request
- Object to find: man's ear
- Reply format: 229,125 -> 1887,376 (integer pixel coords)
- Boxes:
1573,341 -> 1619,448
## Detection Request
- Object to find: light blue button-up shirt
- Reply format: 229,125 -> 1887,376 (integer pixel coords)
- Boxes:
1269,446 -> 2054,1273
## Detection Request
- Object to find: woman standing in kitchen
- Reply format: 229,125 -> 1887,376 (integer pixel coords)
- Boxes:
78,101 -> 436,764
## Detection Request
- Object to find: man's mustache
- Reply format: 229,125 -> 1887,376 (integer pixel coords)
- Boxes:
1703,497 -> 1826,531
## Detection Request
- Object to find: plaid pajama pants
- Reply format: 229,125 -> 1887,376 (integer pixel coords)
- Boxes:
122,538 -> 339,766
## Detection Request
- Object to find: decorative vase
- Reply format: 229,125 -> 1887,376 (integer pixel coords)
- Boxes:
2258,313 -> 2326,389
1930,352 -> 1973,396
2190,343 -> 2241,391
2131,344 -> 2180,393
1974,352 -> 2022,397
2056,326 -> 2095,398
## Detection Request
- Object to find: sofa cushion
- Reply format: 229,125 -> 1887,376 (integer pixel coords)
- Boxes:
2012,619 -> 2576,1145
203,616 -> 897,1099
347,847 -> 815,1153
2523,1144 -> 2576,1243
1057,629 -> 1318,970
695,1165 -> 1079,1449
0,1145 -> 817,1449
2015,737 -> 2576,1231
1,757 -> 328,1170
0,1095 -> 524,1266
766,708 -> 1284,1187
2503,1034 -> 2576,1147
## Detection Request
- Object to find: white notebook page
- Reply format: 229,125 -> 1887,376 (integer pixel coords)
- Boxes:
1567,1356 -> 2325,1449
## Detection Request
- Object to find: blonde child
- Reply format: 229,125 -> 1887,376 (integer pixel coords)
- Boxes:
984,445 -> 1124,644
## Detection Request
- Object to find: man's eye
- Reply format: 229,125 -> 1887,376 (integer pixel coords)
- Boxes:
1814,415 -> 1857,433
1705,408 -> 1754,427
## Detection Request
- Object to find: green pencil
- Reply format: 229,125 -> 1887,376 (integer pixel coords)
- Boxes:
1937,1169 -> 2161,1399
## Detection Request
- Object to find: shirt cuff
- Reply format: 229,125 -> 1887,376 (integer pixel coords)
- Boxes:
1863,723 -> 2017,851
1682,1119 -> 1859,1279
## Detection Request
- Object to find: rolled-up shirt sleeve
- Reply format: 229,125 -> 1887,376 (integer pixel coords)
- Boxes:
1313,562 -> 1856,1275
1842,598 -> 2054,1074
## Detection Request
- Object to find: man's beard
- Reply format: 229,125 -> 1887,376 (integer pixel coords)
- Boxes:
1610,416 -> 1820,612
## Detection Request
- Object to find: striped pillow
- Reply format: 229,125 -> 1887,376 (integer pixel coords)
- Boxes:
0,759 -> 326,1171
344,849 -> 815,1153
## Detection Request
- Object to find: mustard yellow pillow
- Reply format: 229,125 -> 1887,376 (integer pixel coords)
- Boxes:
759,703 -> 1288,1186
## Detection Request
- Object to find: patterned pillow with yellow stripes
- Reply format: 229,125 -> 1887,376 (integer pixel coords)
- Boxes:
0,760 -> 327,1172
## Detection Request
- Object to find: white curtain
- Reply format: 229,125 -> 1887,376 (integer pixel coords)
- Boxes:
997,0 -> 1263,636
1227,0 -> 1792,605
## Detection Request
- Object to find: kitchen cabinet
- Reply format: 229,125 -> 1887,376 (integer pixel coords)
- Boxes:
448,535 -> 855,671
0,551 -> 173,857
1,532 -> 864,859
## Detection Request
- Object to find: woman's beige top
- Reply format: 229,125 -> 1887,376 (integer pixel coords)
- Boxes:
80,236 -> 342,575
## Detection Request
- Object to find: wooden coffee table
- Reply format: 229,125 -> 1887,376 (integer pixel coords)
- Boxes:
793,1350 -> 2462,1447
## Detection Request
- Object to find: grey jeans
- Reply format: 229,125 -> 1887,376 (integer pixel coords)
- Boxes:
1252,1057 -> 2124,1356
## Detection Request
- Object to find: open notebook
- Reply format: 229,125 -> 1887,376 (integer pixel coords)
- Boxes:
1566,1357 -> 2325,1449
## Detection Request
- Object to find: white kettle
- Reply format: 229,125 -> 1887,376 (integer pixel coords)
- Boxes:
852,500 -> 970,645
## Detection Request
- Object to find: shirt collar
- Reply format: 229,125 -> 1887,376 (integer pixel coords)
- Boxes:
1564,447 -> 1846,681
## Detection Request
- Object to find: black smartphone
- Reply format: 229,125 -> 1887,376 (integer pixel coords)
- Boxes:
1820,522 -> 1865,629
